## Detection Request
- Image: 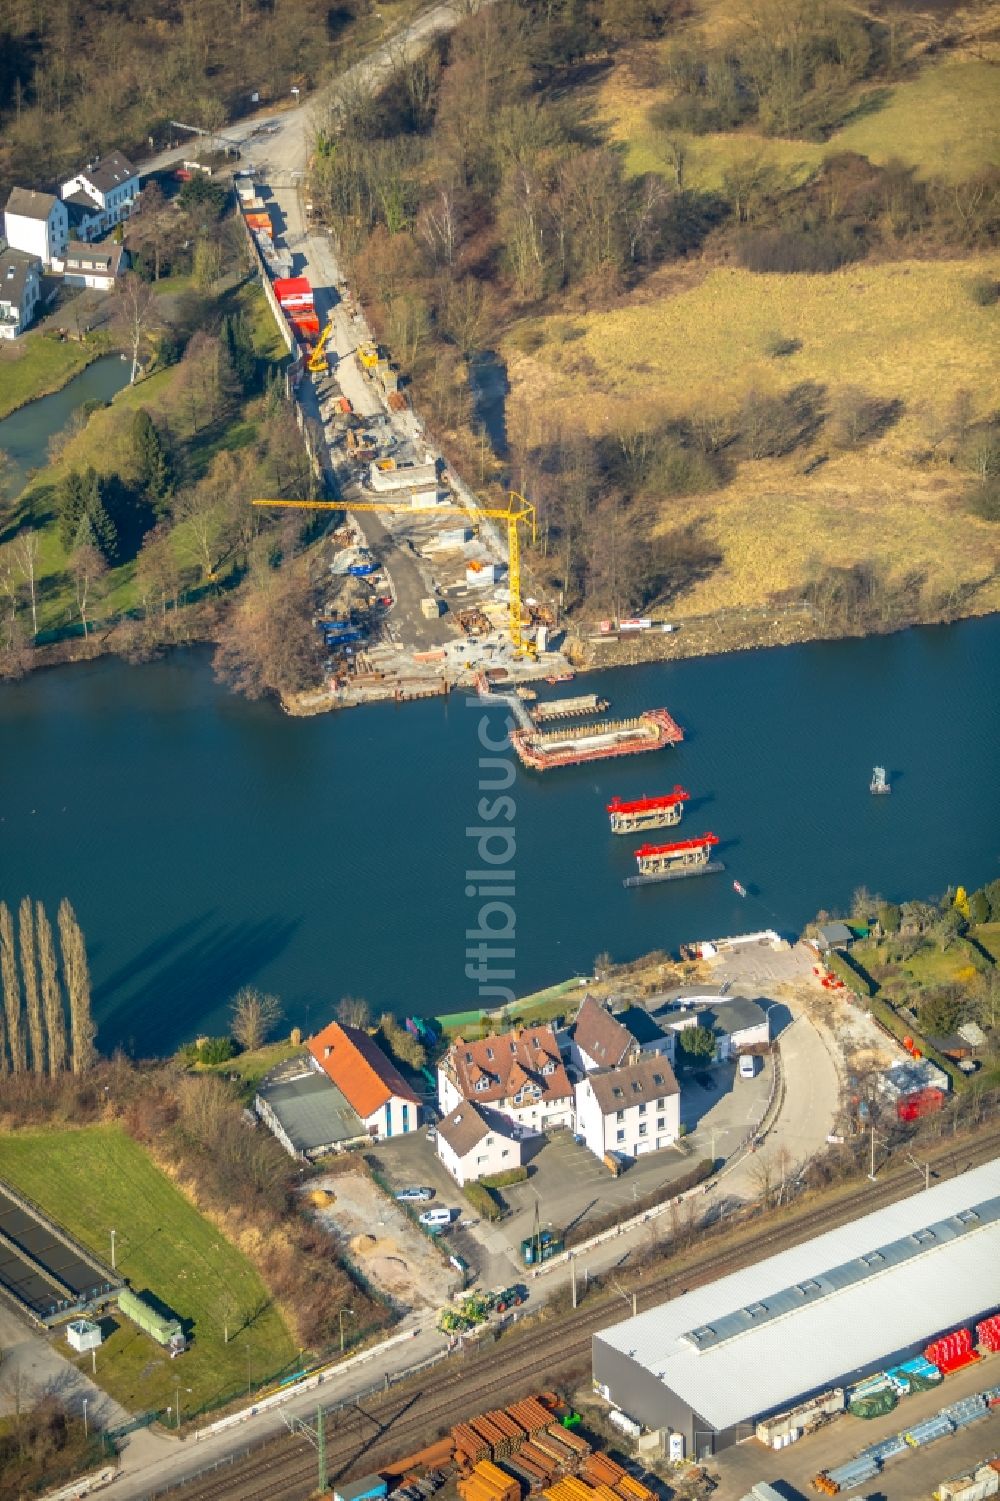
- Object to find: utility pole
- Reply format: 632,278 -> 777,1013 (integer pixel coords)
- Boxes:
570,1255 -> 577,1310
282,1406 -> 328,1494
110,1228 -> 116,1271
907,1153 -> 931,1191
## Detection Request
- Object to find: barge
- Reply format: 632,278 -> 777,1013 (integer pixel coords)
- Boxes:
623,833 -> 723,887
607,786 -> 690,834
511,708 -> 683,772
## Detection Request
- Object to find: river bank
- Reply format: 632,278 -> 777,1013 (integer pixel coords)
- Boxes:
0,329 -> 117,423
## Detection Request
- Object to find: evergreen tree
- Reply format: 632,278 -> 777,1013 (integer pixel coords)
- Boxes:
58,898 -> 96,1074
131,408 -> 174,513
222,314 -> 257,394
58,470 -> 90,552
59,468 -> 119,561
0,902 -> 25,1072
36,901 -> 67,1076
19,896 -> 45,1075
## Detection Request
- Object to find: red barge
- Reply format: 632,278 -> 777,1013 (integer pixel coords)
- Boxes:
607,786 -> 690,834
624,833 -> 723,887
511,708 -> 683,772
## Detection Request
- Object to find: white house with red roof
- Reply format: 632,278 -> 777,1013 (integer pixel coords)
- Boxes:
308,1020 -> 421,1140
437,1024 -> 574,1135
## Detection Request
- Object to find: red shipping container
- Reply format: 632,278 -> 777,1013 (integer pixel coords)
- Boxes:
274,277 -> 313,308
976,1315 -> 1000,1353
896,1087 -> 944,1122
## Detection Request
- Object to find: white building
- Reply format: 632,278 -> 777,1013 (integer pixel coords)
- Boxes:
574,1054 -> 680,1162
61,241 -> 128,291
567,995 -> 675,1075
438,1025 -> 575,1135
436,1100 -> 525,1186
61,151 -> 139,241
664,996 -> 771,1062
593,1160 -> 1000,1456
4,188 -> 69,267
0,250 -> 42,340
308,1020 -> 421,1141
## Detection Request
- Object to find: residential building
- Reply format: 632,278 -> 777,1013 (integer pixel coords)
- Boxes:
816,921 -> 854,952
438,1025 -> 574,1134
254,1060 -> 364,1160
592,1161 -> 1000,1455
4,188 -> 69,267
60,151 -> 140,241
60,240 -> 128,290
308,1020 -> 420,1140
436,1100 -> 525,1186
574,1054 -> 680,1162
0,250 -> 42,340
663,996 -> 771,1062
566,995 -> 675,1075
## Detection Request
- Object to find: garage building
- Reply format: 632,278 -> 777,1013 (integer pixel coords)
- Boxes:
592,1160 -> 1000,1459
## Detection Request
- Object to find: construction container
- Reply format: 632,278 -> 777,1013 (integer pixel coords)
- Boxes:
274,276 -> 314,308
334,1479 -> 387,1501
926,1326 -> 977,1373
977,1314 -> 1000,1352
118,1286 -> 186,1355
896,1086 -> 945,1121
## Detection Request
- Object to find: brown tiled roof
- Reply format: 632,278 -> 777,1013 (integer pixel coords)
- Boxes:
572,995 -> 632,1067
437,1101 -> 492,1157
446,1025 -> 572,1106
308,1021 -> 420,1118
587,1054 -> 679,1116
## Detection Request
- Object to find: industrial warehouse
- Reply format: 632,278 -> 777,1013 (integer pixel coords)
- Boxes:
592,1160 -> 1000,1458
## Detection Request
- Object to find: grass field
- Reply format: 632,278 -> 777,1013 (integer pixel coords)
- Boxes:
505,256 -> 1000,614
0,331 -> 111,421
593,54 -> 1000,189
0,1126 -> 296,1419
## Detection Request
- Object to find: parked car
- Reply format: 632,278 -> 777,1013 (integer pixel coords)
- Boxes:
396,1186 -> 434,1203
739,1054 -> 758,1079
449,1253 -> 471,1277
419,1206 -> 453,1228
425,1126 -> 437,1142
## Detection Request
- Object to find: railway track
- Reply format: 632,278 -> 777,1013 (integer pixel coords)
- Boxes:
165,1128 -> 1000,1501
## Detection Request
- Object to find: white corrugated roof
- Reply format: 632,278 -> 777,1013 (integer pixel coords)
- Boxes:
595,1159 -> 1000,1430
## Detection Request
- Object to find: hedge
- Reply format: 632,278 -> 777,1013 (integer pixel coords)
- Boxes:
463,1181 -> 502,1221
480,1167 -> 529,1189
825,948 -> 876,998
865,997 -> 966,1091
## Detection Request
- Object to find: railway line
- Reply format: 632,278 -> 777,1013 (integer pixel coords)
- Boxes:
162,1126 -> 1000,1501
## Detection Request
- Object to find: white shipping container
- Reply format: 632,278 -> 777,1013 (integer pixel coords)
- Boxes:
667,1433 -> 684,1462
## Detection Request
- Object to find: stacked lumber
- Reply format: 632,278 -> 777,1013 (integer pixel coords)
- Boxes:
615,1475 -> 654,1501
543,1477 -> 595,1501
485,1410 -> 525,1457
508,1398 -> 555,1435
470,1415 -> 509,1458
580,1456 -> 652,1501
383,1438 -> 456,1478
454,1422 -> 491,1467
520,1442 -> 557,1479
526,1432 -> 571,1469
549,1426 -> 590,1459
458,1461 -> 520,1501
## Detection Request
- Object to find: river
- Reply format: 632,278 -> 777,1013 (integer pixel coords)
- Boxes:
1,620 -> 997,1057
0,355 -> 132,500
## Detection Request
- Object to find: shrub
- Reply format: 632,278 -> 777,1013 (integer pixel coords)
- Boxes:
969,276 -> 1000,307
198,1035 -> 237,1064
764,332 -> 801,358
735,226 -> 862,274
463,1181 -> 502,1221
480,1166 -> 528,1189
866,997 -> 965,1090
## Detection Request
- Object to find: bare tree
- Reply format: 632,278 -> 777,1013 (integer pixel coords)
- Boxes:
0,902 -> 26,1073
36,902 -> 67,1076
12,530 -> 40,637
69,542 -> 108,640
115,271 -> 157,383
336,995 -> 370,1028
230,986 -> 283,1051
57,898 -> 96,1074
19,897 -> 45,1075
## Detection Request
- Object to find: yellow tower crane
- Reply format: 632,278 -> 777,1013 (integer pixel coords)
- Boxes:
252,491 -> 538,655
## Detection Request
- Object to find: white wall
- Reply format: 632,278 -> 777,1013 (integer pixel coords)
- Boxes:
436,1127 -> 523,1186
362,1094 -> 418,1140
573,1079 -> 680,1161
438,1067 -> 462,1116
3,207 -> 67,266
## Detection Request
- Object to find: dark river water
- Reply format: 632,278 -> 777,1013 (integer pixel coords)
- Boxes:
0,355 -> 132,498
1,621 -> 998,1056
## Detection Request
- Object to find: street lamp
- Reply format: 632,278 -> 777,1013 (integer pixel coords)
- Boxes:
83,1397 -> 88,1438
247,1345 -> 252,1397
110,1229 -> 116,1271
339,1306 -> 356,1354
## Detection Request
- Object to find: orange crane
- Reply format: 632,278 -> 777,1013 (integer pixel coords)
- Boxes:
252,491 -> 538,655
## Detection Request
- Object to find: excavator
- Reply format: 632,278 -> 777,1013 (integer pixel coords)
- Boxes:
307,319 -> 336,375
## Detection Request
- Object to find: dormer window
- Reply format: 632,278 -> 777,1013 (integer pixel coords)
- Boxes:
486,1047 -> 494,1059
612,1086 -> 623,1099
475,1077 -> 488,1092
465,1052 -> 473,1063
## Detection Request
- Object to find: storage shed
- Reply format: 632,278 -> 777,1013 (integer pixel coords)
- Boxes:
592,1160 -> 1000,1459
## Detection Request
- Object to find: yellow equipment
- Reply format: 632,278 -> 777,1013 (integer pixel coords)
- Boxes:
252,492 -> 538,656
357,341 -> 379,370
307,320 -> 335,375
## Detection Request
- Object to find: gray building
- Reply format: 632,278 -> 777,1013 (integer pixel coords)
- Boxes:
255,1061 -> 364,1160
592,1160 -> 1000,1459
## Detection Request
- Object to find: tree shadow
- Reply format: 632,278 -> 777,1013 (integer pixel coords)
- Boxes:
96,913 -> 301,1054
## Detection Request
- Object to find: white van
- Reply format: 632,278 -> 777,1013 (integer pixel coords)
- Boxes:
419,1207 -> 453,1229
738,1054 -> 757,1080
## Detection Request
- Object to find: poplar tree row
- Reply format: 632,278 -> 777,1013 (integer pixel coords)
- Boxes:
0,899 -> 96,1076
